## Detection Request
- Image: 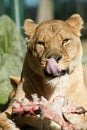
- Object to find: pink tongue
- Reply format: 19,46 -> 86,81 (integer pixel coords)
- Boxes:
46,58 -> 61,76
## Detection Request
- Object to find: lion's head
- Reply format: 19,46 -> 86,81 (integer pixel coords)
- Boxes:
23,14 -> 83,80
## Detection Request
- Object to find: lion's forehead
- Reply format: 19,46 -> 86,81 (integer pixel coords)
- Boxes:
35,21 -> 72,42
37,20 -> 64,34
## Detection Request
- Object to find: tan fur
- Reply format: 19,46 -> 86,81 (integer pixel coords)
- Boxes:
9,76 -> 20,99
0,14 -> 87,130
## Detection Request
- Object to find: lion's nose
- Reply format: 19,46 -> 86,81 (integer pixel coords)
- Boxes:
48,55 -> 62,62
55,55 -> 62,62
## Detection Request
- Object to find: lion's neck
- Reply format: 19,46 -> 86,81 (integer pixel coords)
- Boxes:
69,63 -> 84,90
46,64 -> 85,101
22,56 -> 85,101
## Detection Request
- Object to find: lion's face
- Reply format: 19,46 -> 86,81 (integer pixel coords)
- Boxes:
24,14 -> 83,79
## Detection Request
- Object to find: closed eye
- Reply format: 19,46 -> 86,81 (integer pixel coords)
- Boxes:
37,41 -> 44,46
62,39 -> 70,45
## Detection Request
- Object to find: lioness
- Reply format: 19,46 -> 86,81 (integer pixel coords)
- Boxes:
0,14 -> 87,130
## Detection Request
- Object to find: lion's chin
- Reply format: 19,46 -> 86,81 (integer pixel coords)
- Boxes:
44,68 -> 69,78
45,58 -> 69,78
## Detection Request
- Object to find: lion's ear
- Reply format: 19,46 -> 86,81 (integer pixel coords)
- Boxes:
66,14 -> 84,36
23,19 -> 38,37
